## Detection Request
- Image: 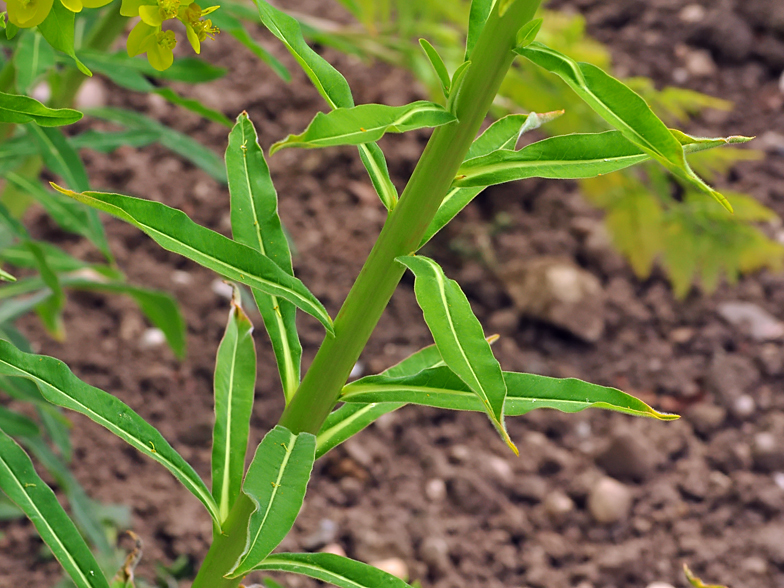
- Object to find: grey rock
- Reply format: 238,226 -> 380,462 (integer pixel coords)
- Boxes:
595,431 -> 658,481
419,537 -> 450,574
499,257 -> 605,342
687,402 -> 726,435
718,301 -> 784,342
543,491 -> 575,521
752,431 -> 784,472
588,477 -> 632,524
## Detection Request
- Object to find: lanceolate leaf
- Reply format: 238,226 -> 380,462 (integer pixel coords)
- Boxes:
452,130 -> 748,189
212,291 -> 257,523
51,185 -> 334,334
228,426 -> 316,578
5,172 -> 111,260
87,107 -> 227,183
227,113 -> 301,401
14,32 -> 56,94
37,0 -> 91,76
315,402 -> 404,459
0,430 -> 109,588
0,341 -> 222,528
27,241 -> 65,340
0,268 -> 16,282
465,0 -> 495,60
70,130 -> 160,153
515,42 -> 732,212
271,101 -> 456,154
342,366 -> 678,421
249,553 -> 414,588
420,38 -> 451,97
397,255 -> 515,453
28,125 -> 89,192
0,92 -> 81,126
152,87 -> 233,127
420,111 -> 562,246
256,0 -> 398,209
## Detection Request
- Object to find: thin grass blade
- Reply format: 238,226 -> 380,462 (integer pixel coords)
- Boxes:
0,91 -> 81,126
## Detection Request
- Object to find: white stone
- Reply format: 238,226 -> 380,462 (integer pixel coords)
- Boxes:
425,478 -> 446,502
588,477 -> 632,524
646,583 -> 676,588
733,394 -> 756,418
718,301 -> 784,342
369,558 -> 408,580
544,491 -> 574,519
211,279 -> 234,300
679,4 -> 706,23
140,328 -> 166,349
320,543 -> 347,557
171,270 -> 193,286
75,79 -> 107,110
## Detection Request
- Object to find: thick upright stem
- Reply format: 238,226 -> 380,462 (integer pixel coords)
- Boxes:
191,2 -> 542,586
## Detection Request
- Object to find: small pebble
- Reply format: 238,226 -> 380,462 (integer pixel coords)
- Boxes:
733,394 -> 756,419
485,455 -> 513,484
319,543 -> 346,557
449,445 -> 470,463
369,558 -> 408,580
171,270 -> 193,286
679,4 -> 705,23
425,478 -> 446,502
211,279 -> 234,300
588,477 -> 632,524
349,361 -> 364,380
139,328 -> 166,349
544,491 -> 574,520
753,432 -> 784,471
419,536 -> 449,571
773,472 -> 784,491
646,583 -> 676,588
741,556 -> 768,575
74,79 -> 106,109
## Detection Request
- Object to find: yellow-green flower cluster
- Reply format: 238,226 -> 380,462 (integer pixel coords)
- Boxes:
6,0 -> 112,28
122,0 -> 219,71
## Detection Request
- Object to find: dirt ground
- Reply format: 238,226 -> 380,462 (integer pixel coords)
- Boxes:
2,0 -> 784,587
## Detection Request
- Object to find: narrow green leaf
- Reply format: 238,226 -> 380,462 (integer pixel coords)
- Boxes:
419,38 -> 451,98
76,52 -> 154,93
248,553 -> 413,588
0,268 -> 16,282
21,435 -> 110,554
256,0 -> 353,109
70,130 -> 160,153
37,403 -> 73,462
516,42 -> 732,212
51,185 -> 334,334
315,402 -> 403,459
5,172 -> 111,259
0,200 -> 30,239
228,426 -> 316,578
208,10 -> 290,81
271,101 -> 456,154
0,405 -> 40,437
153,87 -> 232,127
0,91 -> 81,126
342,366 -> 679,421
87,107 -> 226,183
0,430 -> 109,588
28,125 -> 89,192
212,289 -> 257,523
37,0 -> 91,76
420,111 -> 563,246
27,241 -> 66,339
227,113 -> 301,401
14,32 -> 56,94
357,143 -> 398,210
465,0 -> 495,60
0,340 -> 222,527
397,255 -> 515,453
515,17 -> 542,49
445,61 -> 472,114
255,0 -> 396,209
0,291 -> 51,324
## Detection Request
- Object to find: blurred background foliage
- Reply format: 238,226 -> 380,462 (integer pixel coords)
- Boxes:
297,0 -> 781,299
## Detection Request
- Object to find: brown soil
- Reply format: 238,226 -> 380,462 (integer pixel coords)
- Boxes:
3,1 -> 784,587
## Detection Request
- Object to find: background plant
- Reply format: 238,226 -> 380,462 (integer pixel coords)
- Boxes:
298,0 -> 779,298
0,0 -> 749,587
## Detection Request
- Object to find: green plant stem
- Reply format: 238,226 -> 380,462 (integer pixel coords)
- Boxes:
51,5 -> 128,108
191,1 -> 541,586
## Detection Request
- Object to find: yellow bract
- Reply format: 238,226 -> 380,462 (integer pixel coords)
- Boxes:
6,0 -> 54,28
60,0 -> 112,13
127,20 -> 176,71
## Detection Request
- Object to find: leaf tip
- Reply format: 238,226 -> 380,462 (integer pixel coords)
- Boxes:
50,182 -> 77,197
